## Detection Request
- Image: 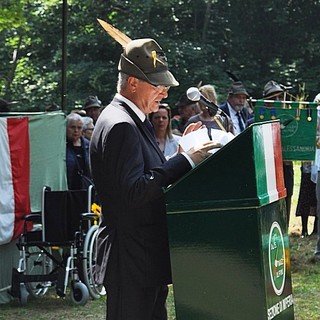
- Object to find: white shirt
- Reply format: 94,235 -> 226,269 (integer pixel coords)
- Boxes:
227,103 -> 244,136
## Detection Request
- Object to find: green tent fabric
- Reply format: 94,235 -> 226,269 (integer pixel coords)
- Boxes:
0,241 -> 20,303
0,112 -> 67,303
29,112 -> 68,210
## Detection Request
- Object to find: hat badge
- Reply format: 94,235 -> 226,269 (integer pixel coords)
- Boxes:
151,50 -> 165,68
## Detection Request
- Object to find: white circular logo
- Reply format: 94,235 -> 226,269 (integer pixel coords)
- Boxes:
268,221 -> 286,296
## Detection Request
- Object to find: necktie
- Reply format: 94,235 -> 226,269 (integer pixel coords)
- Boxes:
143,119 -> 157,143
236,111 -> 244,132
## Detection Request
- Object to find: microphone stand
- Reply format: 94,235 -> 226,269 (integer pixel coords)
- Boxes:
186,87 -> 234,134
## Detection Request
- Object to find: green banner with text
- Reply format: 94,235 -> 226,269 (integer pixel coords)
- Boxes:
253,100 -> 317,160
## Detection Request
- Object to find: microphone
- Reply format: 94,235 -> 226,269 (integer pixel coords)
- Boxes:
186,87 -> 223,117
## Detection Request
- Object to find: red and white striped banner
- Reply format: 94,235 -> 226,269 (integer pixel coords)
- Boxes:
0,117 -> 31,244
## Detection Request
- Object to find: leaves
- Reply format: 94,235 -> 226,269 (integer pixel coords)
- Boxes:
1,0 -> 320,111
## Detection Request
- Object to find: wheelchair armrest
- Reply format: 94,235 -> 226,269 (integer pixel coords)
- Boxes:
81,212 -> 99,221
23,212 -> 41,223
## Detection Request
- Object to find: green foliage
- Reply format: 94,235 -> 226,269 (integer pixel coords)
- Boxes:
1,0 -> 320,112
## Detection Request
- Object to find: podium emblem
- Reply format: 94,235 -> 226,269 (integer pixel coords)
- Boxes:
268,221 -> 286,295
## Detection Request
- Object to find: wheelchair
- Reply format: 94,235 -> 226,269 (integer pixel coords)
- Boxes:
10,185 -> 105,305
81,212 -> 106,299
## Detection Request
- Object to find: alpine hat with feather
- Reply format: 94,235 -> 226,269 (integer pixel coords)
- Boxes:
262,80 -> 284,99
97,19 -> 179,87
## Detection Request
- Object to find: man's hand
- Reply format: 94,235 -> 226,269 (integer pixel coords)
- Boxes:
183,121 -> 204,135
178,121 -> 205,154
186,141 -> 221,165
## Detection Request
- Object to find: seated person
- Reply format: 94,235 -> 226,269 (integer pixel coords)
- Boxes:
66,113 -> 91,190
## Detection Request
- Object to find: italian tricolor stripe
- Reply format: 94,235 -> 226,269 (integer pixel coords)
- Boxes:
0,118 -> 31,245
254,122 -> 286,206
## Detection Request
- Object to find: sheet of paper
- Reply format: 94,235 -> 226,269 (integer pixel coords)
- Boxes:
179,128 -> 209,152
179,128 -> 234,152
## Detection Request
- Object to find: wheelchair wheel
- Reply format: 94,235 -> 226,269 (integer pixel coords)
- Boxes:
25,246 -> 53,298
82,225 -> 106,299
70,281 -> 89,306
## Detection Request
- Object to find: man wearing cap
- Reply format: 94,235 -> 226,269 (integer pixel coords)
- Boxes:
83,95 -> 102,124
90,38 -> 216,320
262,80 -> 294,228
262,80 -> 285,101
219,81 -> 251,136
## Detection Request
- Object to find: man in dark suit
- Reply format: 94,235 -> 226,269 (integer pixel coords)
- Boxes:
90,38 -> 216,320
219,81 -> 251,135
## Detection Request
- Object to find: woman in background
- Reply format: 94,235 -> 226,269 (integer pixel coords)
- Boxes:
82,116 -> 95,140
149,103 -> 180,159
66,113 -> 91,190
186,84 -> 233,133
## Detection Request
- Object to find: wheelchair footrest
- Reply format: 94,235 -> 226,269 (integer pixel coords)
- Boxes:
10,268 -> 59,298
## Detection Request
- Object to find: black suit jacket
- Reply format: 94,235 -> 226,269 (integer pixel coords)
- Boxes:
90,97 -> 192,288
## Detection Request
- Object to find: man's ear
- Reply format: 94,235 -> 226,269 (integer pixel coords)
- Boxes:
127,77 -> 139,93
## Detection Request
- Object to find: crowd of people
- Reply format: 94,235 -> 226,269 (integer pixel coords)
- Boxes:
77,50 -> 320,319
2,33 -> 320,319
32,56 -> 320,315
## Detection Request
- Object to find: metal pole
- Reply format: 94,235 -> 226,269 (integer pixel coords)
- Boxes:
61,0 -> 68,111
248,98 -> 316,105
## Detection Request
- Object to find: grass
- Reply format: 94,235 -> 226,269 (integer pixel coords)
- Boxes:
0,162 -> 319,319
290,234 -> 320,320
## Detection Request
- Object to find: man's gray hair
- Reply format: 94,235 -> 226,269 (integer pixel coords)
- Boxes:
117,72 -> 130,93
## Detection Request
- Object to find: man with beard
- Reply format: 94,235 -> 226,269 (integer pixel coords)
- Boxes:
219,81 -> 251,135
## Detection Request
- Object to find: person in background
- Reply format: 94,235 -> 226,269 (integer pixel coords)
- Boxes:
0,98 -> 17,112
66,113 -> 91,190
219,81 -> 251,136
82,116 -> 95,141
313,93 -> 320,260
83,95 -> 102,124
149,103 -> 180,158
186,84 -> 234,134
171,92 -> 200,136
262,80 -> 294,228
295,161 -> 317,238
90,37 -> 216,320
45,102 -> 61,112
70,109 -> 86,116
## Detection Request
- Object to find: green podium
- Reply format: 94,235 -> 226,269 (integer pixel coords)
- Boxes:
165,121 -> 294,320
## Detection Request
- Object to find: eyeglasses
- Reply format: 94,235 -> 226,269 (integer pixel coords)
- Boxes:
152,84 -> 170,93
139,79 -> 170,93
